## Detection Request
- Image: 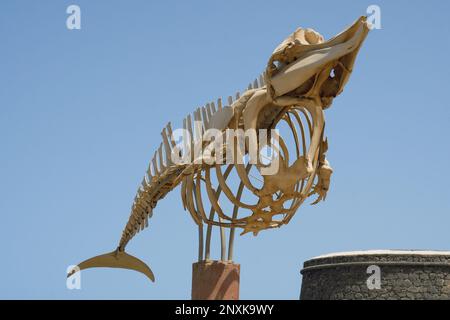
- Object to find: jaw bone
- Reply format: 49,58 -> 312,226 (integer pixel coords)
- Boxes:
266,16 -> 370,106
241,16 -> 370,140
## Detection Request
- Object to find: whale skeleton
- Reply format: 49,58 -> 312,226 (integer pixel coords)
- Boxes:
69,16 -> 370,282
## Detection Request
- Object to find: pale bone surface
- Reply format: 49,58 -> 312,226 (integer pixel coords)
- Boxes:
69,16 -> 370,282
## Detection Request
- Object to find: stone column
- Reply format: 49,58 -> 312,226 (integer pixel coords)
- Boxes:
300,250 -> 450,300
191,260 -> 240,300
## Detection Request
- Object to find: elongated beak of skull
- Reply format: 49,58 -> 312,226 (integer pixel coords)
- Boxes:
266,16 -> 370,104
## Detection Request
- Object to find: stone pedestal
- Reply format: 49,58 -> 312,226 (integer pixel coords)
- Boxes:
300,250 -> 450,300
191,260 -> 240,300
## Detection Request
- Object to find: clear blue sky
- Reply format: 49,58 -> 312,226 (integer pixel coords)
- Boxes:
1,0 -> 449,299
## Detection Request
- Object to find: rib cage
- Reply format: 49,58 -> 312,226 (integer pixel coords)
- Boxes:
118,74 -> 267,251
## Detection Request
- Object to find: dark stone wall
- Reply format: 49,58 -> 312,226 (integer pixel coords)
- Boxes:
300,251 -> 450,300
